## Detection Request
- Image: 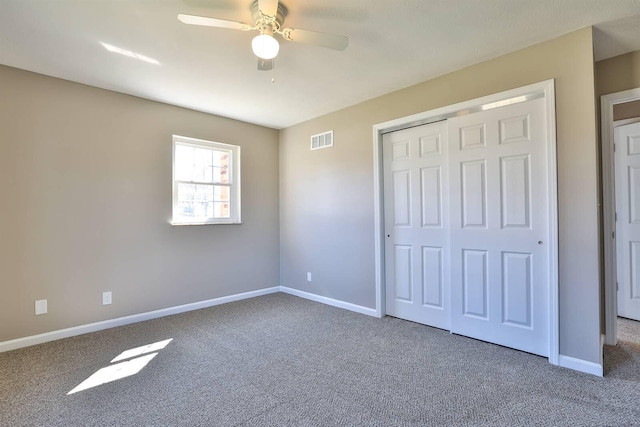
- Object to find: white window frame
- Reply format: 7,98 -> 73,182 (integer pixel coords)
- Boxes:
171,135 -> 241,225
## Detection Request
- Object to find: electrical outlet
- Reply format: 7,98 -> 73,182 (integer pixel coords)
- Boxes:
102,291 -> 112,306
307,272 -> 312,282
35,299 -> 47,315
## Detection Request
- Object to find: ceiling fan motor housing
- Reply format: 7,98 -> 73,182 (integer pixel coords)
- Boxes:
250,0 -> 288,29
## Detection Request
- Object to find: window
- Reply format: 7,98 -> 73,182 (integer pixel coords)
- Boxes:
172,135 -> 241,225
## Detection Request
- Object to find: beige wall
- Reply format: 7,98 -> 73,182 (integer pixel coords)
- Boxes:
596,50 -> 640,97
0,65 -> 280,342
613,99 -> 640,120
280,28 -> 601,363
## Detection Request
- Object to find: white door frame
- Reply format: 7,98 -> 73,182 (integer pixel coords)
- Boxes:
601,87 -> 640,346
372,79 -> 559,365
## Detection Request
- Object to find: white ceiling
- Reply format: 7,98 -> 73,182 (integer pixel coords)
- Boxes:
1,0 -> 640,129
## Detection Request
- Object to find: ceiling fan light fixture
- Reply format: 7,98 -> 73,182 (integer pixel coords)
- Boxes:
252,31 -> 279,59
177,3 -> 349,71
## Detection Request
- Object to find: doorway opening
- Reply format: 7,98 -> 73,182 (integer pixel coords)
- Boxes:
601,88 -> 640,377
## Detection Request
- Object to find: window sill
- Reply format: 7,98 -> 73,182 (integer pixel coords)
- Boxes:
170,221 -> 243,226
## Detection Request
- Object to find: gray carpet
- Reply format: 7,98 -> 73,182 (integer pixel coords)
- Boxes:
1,293 -> 640,426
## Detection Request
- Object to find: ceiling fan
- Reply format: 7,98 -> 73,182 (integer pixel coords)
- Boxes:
178,0 -> 349,71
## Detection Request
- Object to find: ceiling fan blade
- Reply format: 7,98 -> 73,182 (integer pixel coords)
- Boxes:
257,58 -> 274,71
282,28 -> 348,51
258,0 -> 279,17
177,14 -> 249,31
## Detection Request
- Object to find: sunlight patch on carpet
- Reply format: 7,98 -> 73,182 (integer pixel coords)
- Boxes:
67,339 -> 173,395
111,338 -> 173,363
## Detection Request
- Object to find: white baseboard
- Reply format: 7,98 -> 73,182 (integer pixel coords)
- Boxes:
279,286 -> 377,317
558,354 -> 603,377
4,286 -> 600,379
0,287 -> 280,353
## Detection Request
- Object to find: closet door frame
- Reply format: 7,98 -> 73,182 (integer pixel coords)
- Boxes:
372,79 -> 558,366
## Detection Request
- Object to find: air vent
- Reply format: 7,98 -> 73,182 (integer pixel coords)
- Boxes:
311,130 -> 334,150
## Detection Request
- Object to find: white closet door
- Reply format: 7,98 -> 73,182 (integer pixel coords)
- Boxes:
448,97 -> 549,357
383,121 -> 450,330
615,122 -> 640,321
